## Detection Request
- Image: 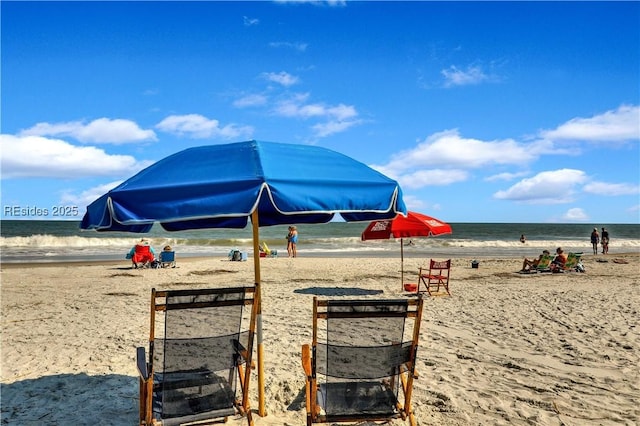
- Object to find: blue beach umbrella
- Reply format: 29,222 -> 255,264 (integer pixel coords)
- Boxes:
80,140 -> 407,415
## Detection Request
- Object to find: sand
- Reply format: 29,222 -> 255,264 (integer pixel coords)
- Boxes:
1,253 -> 639,425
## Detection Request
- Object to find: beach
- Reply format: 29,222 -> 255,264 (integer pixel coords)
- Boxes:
1,253 -> 639,425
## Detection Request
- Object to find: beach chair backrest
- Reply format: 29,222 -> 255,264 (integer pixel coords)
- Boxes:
536,254 -> 553,270
135,244 -> 151,255
309,297 -> 423,422
147,286 -> 257,424
160,250 -> 175,263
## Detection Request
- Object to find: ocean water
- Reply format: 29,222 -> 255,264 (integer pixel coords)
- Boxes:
1,220 -> 638,263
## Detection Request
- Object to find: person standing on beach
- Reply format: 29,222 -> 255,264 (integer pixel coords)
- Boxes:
288,226 -> 298,257
590,228 -> 600,255
520,234 -> 526,244
601,227 -> 609,254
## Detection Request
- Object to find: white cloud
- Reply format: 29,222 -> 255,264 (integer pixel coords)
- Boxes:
583,181 -> 640,196
19,118 -> 157,144
311,120 -> 360,138
378,130 -> 536,176
395,169 -> 469,190
485,171 -> 530,182
273,94 -> 361,138
262,71 -> 300,87
0,135 -> 150,179
493,169 -> 588,204
233,93 -> 268,108
541,105 -> 640,143
156,114 -> 253,139
243,16 -> 259,26
561,208 -> 589,222
268,41 -> 308,52
60,180 -> 124,207
442,65 -> 489,87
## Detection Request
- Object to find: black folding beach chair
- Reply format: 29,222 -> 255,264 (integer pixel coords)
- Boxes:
301,297 -> 424,426
137,286 -> 258,425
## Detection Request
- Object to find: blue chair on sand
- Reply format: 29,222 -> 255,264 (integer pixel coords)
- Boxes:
160,250 -> 176,268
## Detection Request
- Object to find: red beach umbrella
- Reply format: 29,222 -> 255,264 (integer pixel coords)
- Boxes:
361,211 -> 452,289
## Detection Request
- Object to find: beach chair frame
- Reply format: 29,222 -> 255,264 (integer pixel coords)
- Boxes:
535,254 -> 553,272
418,259 -> 452,296
557,252 -> 584,273
159,250 -> 176,268
137,286 -> 258,426
301,297 -> 423,426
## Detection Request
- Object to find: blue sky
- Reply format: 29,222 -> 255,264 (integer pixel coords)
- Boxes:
1,1 -> 639,224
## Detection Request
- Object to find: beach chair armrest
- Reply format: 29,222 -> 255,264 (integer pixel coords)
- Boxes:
301,344 -> 312,377
136,346 -> 149,380
232,339 -> 251,363
400,362 -> 419,379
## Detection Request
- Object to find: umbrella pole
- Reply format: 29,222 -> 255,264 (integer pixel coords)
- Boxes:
400,238 -> 404,291
251,210 -> 266,417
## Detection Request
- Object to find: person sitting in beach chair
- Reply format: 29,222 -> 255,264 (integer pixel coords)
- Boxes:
137,286 -> 258,425
259,242 -> 277,258
128,239 -> 156,269
301,297 -> 424,426
521,250 -> 552,273
159,245 -> 176,268
549,247 -> 568,273
553,252 -> 584,273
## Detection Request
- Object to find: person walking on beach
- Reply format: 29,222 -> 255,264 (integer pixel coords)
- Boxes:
590,228 -> 600,255
601,227 -> 609,254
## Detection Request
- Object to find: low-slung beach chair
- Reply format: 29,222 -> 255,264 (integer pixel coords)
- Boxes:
534,254 -> 553,272
259,242 -> 278,258
301,297 -> 424,426
137,286 -> 258,425
159,250 -> 176,268
553,252 -> 584,273
418,259 -> 452,296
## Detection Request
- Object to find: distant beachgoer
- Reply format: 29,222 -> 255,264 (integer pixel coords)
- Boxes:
520,234 -> 526,244
406,239 -> 415,246
287,226 -> 298,257
550,247 -> 568,272
521,249 -> 550,272
601,227 -> 609,254
590,228 -> 600,255
128,238 -> 156,268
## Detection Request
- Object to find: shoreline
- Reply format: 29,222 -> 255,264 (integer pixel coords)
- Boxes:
1,250 -> 638,269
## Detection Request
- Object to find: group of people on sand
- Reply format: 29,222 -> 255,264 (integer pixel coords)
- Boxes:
129,227 -> 301,267
128,239 -> 173,269
590,227 -> 610,255
521,247 -> 568,273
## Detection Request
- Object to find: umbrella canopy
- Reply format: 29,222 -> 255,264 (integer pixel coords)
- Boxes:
361,211 -> 452,289
80,140 -> 407,416
361,211 -> 451,240
81,140 -> 405,232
